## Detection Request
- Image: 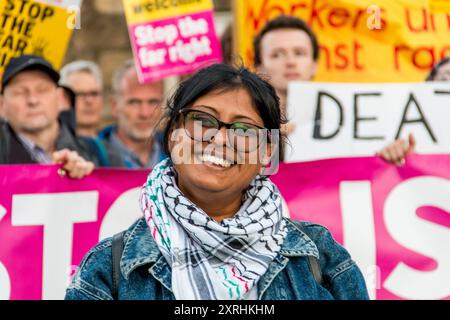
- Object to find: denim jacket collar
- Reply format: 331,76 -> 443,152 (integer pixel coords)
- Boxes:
257,219 -> 319,299
120,219 -> 160,277
120,218 -> 319,294
280,219 -> 319,259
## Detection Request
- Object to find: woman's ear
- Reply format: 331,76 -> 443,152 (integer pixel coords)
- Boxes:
167,128 -> 174,152
259,140 -> 273,170
261,152 -> 272,166
259,132 -> 281,175
168,126 -> 191,165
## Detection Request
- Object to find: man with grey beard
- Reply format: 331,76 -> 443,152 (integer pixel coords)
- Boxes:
98,60 -> 167,168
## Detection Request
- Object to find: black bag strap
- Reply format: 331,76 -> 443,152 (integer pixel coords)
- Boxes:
111,231 -> 125,300
296,222 -> 323,286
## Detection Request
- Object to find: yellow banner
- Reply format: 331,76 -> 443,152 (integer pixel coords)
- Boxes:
124,0 -> 213,25
235,0 -> 450,82
0,0 -> 79,76
428,0 -> 450,12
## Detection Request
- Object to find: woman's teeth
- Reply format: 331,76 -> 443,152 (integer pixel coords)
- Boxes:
200,154 -> 233,168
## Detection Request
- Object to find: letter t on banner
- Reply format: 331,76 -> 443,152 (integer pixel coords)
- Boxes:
12,192 -> 98,300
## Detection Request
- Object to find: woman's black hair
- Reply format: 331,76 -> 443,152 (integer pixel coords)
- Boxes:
162,63 -> 287,155
425,56 -> 450,81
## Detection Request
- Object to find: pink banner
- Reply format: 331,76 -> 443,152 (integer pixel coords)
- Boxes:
0,155 -> 449,300
0,165 -> 149,300
273,155 -> 450,300
128,10 -> 223,83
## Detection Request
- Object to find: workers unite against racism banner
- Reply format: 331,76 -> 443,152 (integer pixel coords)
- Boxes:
1,156 -> 449,300
235,0 -> 450,82
0,0 -> 81,75
122,0 -> 222,83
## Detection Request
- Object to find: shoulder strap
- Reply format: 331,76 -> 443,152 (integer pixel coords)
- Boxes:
295,222 -> 323,285
111,231 -> 125,300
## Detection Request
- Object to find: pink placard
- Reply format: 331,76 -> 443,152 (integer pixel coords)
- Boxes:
128,10 -> 223,83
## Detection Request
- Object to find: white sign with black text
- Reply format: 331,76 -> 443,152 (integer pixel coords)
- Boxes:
286,82 -> 450,162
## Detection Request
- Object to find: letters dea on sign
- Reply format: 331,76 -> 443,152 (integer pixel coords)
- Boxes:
285,82 -> 450,162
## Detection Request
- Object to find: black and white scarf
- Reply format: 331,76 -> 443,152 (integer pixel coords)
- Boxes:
140,158 -> 287,300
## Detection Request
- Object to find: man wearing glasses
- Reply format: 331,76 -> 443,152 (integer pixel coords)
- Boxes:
60,60 -> 105,137
98,59 -> 167,168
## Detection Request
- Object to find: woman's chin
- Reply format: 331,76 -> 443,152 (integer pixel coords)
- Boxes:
182,176 -> 232,194
195,163 -> 238,183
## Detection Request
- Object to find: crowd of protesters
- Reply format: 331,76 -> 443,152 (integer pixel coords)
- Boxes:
1,15 -> 443,174
0,13 -> 448,301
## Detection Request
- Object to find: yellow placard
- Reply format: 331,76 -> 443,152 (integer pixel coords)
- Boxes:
0,0 -> 78,76
235,0 -> 450,82
123,0 -> 213,25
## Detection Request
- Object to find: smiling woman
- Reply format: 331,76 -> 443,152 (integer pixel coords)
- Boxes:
65,63 -> 369,301
161,64 -> 284,224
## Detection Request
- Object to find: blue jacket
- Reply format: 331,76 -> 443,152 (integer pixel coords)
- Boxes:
65,218 -> 369,300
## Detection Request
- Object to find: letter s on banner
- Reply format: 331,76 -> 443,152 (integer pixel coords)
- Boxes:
0,204 -> 11,300
384,177 -> 450,300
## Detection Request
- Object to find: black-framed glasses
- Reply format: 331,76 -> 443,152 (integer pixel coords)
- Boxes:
178,108 -> 270,152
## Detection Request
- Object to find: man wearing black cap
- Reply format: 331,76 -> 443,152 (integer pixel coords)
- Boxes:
0,55 -> 96,178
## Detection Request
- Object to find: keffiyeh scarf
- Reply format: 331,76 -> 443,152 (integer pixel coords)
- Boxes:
140,158 -> 287,300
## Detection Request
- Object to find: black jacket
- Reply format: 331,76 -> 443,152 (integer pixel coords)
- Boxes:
0,119 -> 100,165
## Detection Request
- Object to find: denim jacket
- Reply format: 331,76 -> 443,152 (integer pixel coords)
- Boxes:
65,218 -> 369,300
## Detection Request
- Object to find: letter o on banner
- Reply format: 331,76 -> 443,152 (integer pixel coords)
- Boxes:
0,262 -> 11,300
99,188 -> 142,241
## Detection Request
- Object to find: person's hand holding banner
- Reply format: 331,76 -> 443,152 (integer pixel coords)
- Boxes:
52,149 -> 95,179
377,133 -> 417,166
